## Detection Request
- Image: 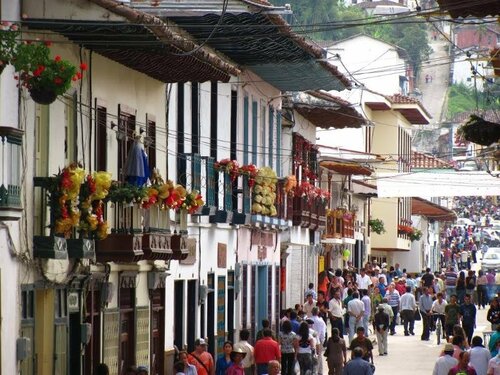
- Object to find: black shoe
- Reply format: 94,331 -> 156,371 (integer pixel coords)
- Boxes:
384,352 -> 388,355
390,332 -> 396,335
410,332 -> 415,335
404,333 -> 409,336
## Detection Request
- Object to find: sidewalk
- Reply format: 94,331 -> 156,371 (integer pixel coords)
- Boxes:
322,306 -> 491,374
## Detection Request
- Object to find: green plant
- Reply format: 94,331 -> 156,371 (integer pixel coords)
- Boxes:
409,228 -> 422,242
368,218 -> 386,234
106,182 -> 147,204
12,40 -> 86,95
0,22 -> 20,69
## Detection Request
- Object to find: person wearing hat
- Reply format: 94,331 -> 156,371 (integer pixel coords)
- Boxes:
373,305 -> 390,356
226,347 -> 247,375
188,338 -> 215,375
136,365 -> 148,375
433,343 -> 459,375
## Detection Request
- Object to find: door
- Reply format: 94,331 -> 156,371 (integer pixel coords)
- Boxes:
84,289 -> 101,375
120,311 -> 135,373
256,266 -> 269,332
151,288 -> 165,375
187,280 -> 197,352
174,280 -> 184,350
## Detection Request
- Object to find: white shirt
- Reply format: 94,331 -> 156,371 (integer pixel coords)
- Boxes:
347,298 -> 365,317
233,340 -> 255,368
468,346 -> 491,375
357,274 -> 372,290
487,355 -> 500,375
432,300 -> 448,315
399,292 -> 417,311
311,315 -> 327,344
329,297 -> 343,318
303,300 -> 317,318
433,355 -> 458,375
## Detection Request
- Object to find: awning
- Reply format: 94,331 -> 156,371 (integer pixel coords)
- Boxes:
412,197 -> 456,222
22,0 -> 240,83
366,94 -> 431,125
320,160 -> 373,176
155,9 -> 351,91
353,180 -> 377,196
435,0 -> 500,18
288,91 -> 367,129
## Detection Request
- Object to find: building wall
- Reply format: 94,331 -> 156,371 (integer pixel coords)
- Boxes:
452,52 -> 489,92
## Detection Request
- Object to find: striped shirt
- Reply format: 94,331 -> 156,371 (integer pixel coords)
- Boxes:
386,290 -> 400,307
445,271 -> 458,287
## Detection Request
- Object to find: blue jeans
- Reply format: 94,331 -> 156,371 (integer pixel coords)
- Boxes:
348,316 -> 362,344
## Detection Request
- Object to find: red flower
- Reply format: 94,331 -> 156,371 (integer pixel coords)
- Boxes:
33,69 -> 41,77
79,63 -> 88,71
54,77 -> 63,85
76,72 -> 82,79
54,55 -> 61,62
44,41 -> 52,47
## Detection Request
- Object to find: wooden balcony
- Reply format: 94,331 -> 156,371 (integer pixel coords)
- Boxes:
0,126 -> 23,220
323,210 -> 355,242
182,154 -> 217,216
142,206 -> 173,261
209,171 -> 233,224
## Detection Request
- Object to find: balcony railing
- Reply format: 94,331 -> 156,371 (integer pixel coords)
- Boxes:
182,154 -> 216,216
324,210 -> 355,240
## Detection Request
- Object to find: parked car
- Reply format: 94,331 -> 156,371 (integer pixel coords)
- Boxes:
481,247 -> 500,271
457,218 -> 475,227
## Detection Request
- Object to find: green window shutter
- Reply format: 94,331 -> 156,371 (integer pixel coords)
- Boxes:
268,107 -> 274,168
252,101 -> 258,165
243,97 -> 249,165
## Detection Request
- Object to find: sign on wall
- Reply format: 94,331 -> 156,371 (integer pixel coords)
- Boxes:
217,243 -> 227,268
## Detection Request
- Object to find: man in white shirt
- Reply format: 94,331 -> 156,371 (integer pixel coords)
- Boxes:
431,292 -> 447,339
357,268 -> 372,294
347,291 -> 365,344
361,289 -> 372,335
433,343 -> 458,375
328,289 -> 344,336
303,293 -> 317,318
311,307 -> 327,375
233,329 -> 255,375
399,286 -> 417,336
469,336 -> 491,375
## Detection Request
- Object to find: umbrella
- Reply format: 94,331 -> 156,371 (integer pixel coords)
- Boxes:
124,137 -> 150,186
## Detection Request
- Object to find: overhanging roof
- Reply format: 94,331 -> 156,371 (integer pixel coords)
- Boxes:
22,0 -> 240,83
159,10 -> 351,91
320,160 -> 373,176
435,0 -> 500,18
412,197 -> 456,222
411,151 -> 456,170
365,94 -> 431,125
287,91 -> 366,129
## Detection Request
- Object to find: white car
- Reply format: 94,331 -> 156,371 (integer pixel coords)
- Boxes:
457,218 -> 475,227
481,247 -> 500,271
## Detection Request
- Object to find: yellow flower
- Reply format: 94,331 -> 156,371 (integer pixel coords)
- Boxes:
92,171 -> 112,200
97,222 -> 108,240
175,185 -> 187,198
87,215 -> 98,231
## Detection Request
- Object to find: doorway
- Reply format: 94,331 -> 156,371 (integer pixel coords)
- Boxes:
174,281 -> 184,350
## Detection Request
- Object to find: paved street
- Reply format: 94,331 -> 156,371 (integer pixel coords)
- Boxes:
418,33 -> 451,125
321,307 -> 491,374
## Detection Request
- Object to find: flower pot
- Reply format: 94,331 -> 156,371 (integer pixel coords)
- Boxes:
29,87 -> 57,105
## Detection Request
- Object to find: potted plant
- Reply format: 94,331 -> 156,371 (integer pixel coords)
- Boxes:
0,22 -> 19,74
12,40 -> 87,104
368,218 -> 386,234
409,228 -> 423,242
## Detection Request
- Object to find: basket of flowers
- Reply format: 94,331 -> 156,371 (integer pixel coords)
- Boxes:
0,21 -> 19,74
214,158 -> 240,181
12,40 -> 86,104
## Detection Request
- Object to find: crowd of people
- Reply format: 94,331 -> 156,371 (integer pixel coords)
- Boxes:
453,197 -> 499,224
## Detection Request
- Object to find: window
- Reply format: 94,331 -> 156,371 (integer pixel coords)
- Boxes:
252,101 -> 258,165
146,114 -> 156,172
96,103 -> 107,171
117,105 -> 136,181
261,103 -> 267,166
177,84 -> 185,184
20,287 -> 35,375
211,82 -> 218,160
192,82 -> 200,155
54,289 -> 68,375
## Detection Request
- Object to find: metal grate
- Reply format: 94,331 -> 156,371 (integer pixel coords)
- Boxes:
103,310 -> 120,375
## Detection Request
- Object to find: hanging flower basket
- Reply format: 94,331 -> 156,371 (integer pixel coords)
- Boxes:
368,218 -> 386,234
0,22 -> 20,74
29,86 -> 57,105
12,40 -> 86,105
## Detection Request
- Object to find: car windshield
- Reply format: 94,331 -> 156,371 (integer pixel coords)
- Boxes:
484,253 -> 498,260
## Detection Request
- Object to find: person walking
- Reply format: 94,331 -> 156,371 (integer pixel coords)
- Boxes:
215,341 -> 233,375
468,336 -> 491,375
178,351 -> 198,375
254,329 -> 281,375
188,338 -> 215,375
373,305 -> 390,356
325,328 -> 347,375
296,321 -> 315,375
311,307 -> 327,375
361,290 -> 371,335
466,271 -> 477,304
432,292 -> 447,340
448,351 -> 477,375
487,298 -> 500,331
433,343 -> 458,375
457,271 -> 467,305
278,320 -> 297,375
478,271 -> 489,309
419,287 -> 434,341
400,286 -> 417,336
487,340 -> 500,375
347,292 -> 364,344
348,327 -> 374,365
385,284 -> 400,335
460,294 -> 477,344
445,295 -> 461,341
328,289 -> 344,337
343,347 -> 373,375
233,329 -> 255,375
226,348 -> 247,375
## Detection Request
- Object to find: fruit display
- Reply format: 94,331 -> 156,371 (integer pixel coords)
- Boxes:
251,167 -> 278,216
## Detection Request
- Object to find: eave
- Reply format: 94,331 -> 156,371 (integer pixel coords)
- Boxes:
365,94 -> 431,125
320,160 -> 373,176
22,0 -> 240,83
435,0 -> 500,18
412,197 -> 456,222
150,10 -> 351,91
287,91 -> 366,129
